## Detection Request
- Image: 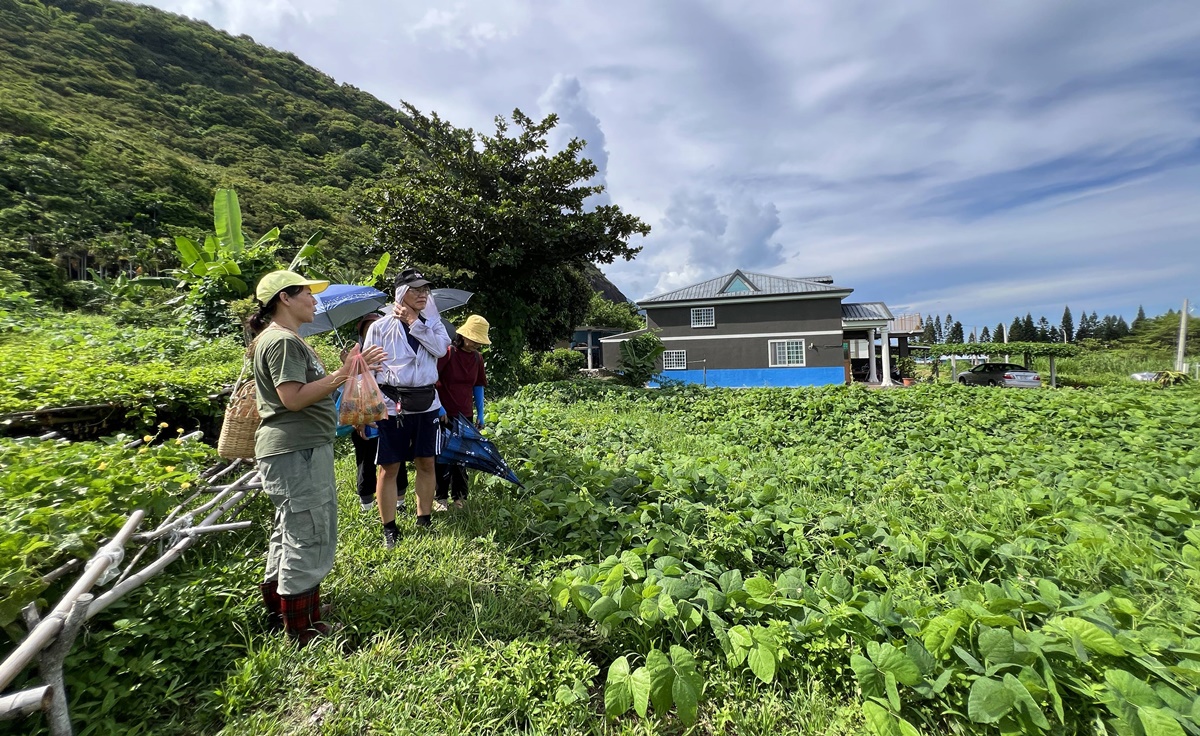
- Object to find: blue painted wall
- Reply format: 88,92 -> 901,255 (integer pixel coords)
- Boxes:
652,366 -> 845,388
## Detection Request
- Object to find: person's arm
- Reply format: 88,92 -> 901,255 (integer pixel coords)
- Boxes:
473,385 -> 485,426
408,314 -> 451,358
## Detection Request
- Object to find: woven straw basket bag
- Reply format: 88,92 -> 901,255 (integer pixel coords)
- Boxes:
217,359 -> 259,460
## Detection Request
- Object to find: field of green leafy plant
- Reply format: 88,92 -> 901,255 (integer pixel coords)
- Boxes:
0,312 -> 241,421
8,378 -> 1198,736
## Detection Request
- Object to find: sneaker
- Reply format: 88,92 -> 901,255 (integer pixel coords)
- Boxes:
396,496 -> 406,512
433,500 -> 449,513
382,526 -> 400,550
360,499 -> 375,513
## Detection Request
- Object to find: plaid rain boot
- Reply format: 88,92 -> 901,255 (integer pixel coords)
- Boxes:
260,581 -> 283,632
281,586 -> 337,647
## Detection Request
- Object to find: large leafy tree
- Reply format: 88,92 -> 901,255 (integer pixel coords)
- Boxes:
359,105 -> 650,380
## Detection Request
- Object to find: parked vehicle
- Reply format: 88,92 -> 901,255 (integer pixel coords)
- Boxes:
958,362 -> 1041,388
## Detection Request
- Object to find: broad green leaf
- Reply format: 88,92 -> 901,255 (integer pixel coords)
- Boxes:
923,613 -> 964,657
718,569 -> 744,593
1055,617 -> 1124,656
1138,708 -> 1185,736
587,595 -> 619,622
885,671 -> 901,711
1003,673 -> 1049,729
604,656 -> 633,719
639,596 -> 662,623
620,550 -> 645,580
288,230 -> 324,271
744,576 -> 775,599
365,252 -> 391,285
852,654 -> 884,698
1105,669 -> 1162,709
872,643 -> 922,686
968,677 -> 1016,724
748,643 -> 776,683
646,649 -> 674,715
173,237 -> 206,275
601,564 -> 624,596
862,701 -> 902,736
671,664 -> 700,725
658,594 -> 679,619
630,666 -> 651,718
213,189 -> 245,254
979,628 -> 1016,665
253,226 -> 281,247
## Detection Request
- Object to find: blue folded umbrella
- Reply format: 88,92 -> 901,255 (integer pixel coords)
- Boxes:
437,415 -> 522,487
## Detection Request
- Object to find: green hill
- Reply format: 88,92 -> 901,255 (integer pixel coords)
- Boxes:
0,0 -> 411,274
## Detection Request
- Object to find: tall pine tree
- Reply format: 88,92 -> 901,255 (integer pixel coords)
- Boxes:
1132,305 -> 1146,332
980,326 -> 991,342
1022,313 -> 1036,341
994,322 -> 1006,342
1037,316 -> 1051,342
920,314 -> 936,345
934,315 -> 944,343
948,321 -> 965,343
1009,317 -> 1023,342
1061,305 -> 1074,343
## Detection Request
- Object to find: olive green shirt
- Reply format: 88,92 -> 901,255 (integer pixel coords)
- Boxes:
253,328 -> 336,458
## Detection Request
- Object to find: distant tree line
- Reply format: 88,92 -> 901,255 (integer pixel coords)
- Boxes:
918,305 -> 1148,346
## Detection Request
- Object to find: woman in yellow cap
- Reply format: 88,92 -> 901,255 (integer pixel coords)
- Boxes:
248,270 -> 384,646
433,314 -> 491,511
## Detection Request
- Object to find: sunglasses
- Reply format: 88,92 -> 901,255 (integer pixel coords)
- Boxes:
407,286 -> 431,296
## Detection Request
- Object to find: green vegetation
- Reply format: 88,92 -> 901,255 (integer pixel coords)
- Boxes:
0,311 -> 241,419
359,105 -> 650,384
0,430 -> 213,630
9,376 -> 1197,735
0,0 -> 411,273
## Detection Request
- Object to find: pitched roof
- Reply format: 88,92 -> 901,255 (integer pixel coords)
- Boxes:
842,302 -> 894,322
641,270 -> 851,304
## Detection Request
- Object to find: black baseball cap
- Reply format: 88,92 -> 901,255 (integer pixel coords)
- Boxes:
395,268 -> 431,289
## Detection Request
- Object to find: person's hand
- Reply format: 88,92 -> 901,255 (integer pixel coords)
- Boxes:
357,423 -> 377,440
475,420 -> 485,431
360,344 -> 386,370
394,302 -> 417,325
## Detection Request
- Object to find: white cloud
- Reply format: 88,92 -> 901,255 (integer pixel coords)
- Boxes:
138,0 -> 1200,321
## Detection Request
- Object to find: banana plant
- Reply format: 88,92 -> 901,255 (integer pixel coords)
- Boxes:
171,189 -> 280,296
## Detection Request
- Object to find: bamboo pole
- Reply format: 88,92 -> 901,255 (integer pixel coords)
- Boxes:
0,685 -> 52,721
39,595 -> 92,736
0,512 -> 143,692
88,484 -> 256,619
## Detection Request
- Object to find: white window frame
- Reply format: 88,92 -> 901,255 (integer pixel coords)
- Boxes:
690,307 -> 715,328
768,339 -> 806,367
662,350 -> 687,370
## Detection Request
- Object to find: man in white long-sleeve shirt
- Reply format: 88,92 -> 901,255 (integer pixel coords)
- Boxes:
364,268 -> 451,547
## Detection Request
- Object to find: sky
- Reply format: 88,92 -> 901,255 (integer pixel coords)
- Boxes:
142,0 -> 1200,329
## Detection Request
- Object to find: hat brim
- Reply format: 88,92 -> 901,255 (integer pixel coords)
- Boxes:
458,328 -> 491,345
304,279 -> 330,294
402,279 -> 431,289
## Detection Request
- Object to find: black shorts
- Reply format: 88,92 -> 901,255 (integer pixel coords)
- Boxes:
375,411 -> 441,464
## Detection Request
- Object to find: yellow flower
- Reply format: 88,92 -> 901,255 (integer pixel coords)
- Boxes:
143,435 -> 153,443
176,428 -> 185,434
98,462 -> 108,471
159,422 -> 170,429
138,447 -> 148,454
165,466 -> 176,472
180,482 -> 192,490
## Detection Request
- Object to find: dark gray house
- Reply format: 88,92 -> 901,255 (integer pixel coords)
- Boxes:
600,270 -> 911,388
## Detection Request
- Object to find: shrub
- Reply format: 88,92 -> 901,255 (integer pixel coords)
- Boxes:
617,331 -> 664,387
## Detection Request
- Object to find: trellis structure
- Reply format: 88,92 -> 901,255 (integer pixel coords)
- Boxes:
0,434 -> 262,735
927,342 -> 1081,387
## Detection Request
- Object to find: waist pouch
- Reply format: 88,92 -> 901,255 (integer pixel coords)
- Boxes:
379,384 -> 436,413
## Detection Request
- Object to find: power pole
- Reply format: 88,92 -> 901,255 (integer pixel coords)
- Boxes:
1177,298 -> 1190,372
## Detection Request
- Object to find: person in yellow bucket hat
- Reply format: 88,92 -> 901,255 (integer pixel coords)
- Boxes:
434,314 -> 491,511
